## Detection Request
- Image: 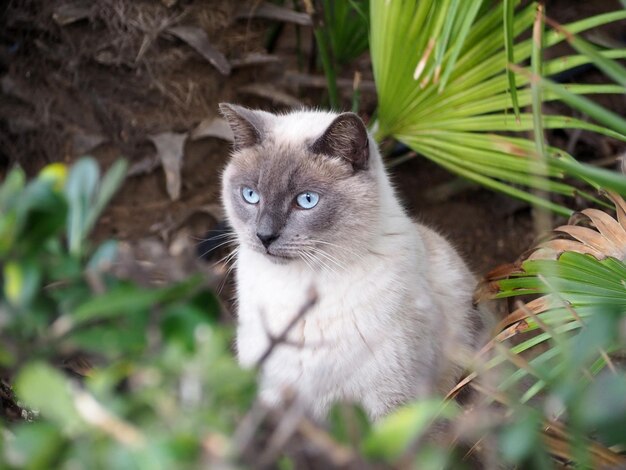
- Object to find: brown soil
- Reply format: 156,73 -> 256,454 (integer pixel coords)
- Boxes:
1,0 -> 624,280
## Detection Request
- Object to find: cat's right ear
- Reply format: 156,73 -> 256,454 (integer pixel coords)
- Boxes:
219,103 -> 265,150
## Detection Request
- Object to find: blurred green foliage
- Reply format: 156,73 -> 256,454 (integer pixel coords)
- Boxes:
312,0 -> 369,109
486,249 -> 626,467
0,158 -> 255,468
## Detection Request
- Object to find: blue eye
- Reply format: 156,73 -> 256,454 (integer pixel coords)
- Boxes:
242,187 -> 260,204
296,191 -> 319,209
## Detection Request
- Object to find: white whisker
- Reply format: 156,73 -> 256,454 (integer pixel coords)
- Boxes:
308,239 -> 365,263
298,252 -> 315,272
216,248 -> 239,295
193,232 -> 236,243
309,246 -> 346,273
301,250 -> 325,273
307,249 -> 338,276
198,237 -> 238,259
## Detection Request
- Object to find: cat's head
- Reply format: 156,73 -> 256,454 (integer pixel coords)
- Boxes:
220,104 -> 381,266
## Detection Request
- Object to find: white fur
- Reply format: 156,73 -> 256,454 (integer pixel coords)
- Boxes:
224,110 -> 478,420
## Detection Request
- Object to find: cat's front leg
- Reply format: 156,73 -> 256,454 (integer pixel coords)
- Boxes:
236,317 -> 270,367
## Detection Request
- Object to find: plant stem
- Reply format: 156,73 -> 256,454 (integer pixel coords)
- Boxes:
305,0 -> 340,109
313,28 -> 339,109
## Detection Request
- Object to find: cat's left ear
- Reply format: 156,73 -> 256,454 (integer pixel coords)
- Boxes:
311,113 -> 369,170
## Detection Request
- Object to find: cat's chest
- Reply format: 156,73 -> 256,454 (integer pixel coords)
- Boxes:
235,248 -> 409,340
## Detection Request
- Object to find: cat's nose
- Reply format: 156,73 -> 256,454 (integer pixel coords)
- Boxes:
256,232 -> 279,249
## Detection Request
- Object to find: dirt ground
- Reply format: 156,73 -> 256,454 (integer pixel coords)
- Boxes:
1,0 -> 625,283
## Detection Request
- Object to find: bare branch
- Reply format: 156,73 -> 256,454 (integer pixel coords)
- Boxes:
254,286 -> 318,368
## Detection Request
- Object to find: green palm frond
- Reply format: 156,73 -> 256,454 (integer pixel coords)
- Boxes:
370,1 -> 626,214
445,194 -> 626,466
469,193 -> 626,405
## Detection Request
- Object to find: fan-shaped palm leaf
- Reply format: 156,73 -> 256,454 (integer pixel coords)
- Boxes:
370,1 -> 626,215
447,194 -> 626,466
463,193 -> 626,407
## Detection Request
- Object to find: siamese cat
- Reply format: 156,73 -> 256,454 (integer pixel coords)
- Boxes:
220,104 -> 482,420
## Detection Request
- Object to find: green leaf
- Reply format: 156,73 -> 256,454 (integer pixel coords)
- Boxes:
371,1 -> 626,212
0,343 -> 16,367
72,284 -> 160,323
488,249 -> 626,406
324,0 -> 370,65
84,159 -> 127,239
0,167 -> 26,210
7,422 -> 64,469
87,240 -> 119,272
16,180 -> 67,250
503,0 -> 520,119
523,72 -> 626,136
362,399 -> 457,460
580,374 -> 626,429
561,26 -> 626,88
63,158 -> 127,257
0,209 -> 18,256
161,303 -> 212,352
69,323 -> 148,357
72,276 -> 203,324
552,157 -> 626,196
278,456 -> 295,470
500,409 -> 541,464
14,362 -> 82,431
65,158 -> 100,256
328,403 -> 370,445
437,0 -> 484,91
530,2 -> 547,178
3,259 -> 41,309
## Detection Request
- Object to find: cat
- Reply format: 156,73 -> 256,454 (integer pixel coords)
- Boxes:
220,103 -> 483,421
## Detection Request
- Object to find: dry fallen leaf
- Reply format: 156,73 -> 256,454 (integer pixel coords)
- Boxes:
238,83 -> 303,107
236,2 -> 312,26
71,131 -> 107,156
148,132 -> 187,201
52,2 -> 92,26
189,117 -> 233,142
167,26 -> 231,75
230,53 -> 281,69
127,156 -> 160,178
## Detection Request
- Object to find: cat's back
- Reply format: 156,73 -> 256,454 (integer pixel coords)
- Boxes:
413,222 -> 479,380
416,223 -> 475,296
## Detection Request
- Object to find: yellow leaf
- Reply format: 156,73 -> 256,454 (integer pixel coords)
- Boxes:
39,163 -> 68,192
3,261 -> 22,305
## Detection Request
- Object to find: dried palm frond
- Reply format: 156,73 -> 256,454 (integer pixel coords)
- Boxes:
454,194 -> 626,466
531,191 -> 626,261
471,192 -> 626,381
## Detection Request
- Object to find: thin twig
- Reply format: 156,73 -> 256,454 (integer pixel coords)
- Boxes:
230,287 -> 319,460
254,286 -> 318,368
230,399 -> 271,453
298,417 -> 357,466
258,398 -> 307,467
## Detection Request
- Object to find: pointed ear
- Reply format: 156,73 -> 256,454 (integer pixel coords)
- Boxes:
310,113 -> 369,170
219,103 -> 266,150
